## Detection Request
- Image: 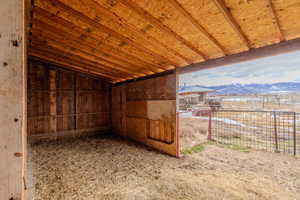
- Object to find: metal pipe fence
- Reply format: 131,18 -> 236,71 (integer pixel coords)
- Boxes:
209,110 -> 300,156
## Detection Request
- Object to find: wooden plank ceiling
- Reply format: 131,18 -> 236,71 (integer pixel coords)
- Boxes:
29,0 -> 300,83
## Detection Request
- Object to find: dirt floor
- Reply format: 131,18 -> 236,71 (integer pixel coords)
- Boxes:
28,134 -> 300,200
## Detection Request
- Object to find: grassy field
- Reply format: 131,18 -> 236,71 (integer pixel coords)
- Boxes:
220,93 -> 300,112
180,93 -> 300,155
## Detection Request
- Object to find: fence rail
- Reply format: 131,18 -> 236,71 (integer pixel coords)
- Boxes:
209,110 -> 300,156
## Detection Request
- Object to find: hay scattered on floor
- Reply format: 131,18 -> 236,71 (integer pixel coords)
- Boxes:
29,135 -> 300,200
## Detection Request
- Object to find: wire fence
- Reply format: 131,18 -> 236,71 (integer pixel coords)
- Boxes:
209,110 -> 300,156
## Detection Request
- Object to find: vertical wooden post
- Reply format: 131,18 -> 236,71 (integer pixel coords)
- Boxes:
208,111 -> 212,140
273,112 -> 279,152
293,112 -> 296,156
49,69 -> 57,134
175,69 -> 180,157
0,0 -> 26,199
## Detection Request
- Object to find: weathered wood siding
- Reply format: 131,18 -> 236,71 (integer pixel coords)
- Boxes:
112,72 -> 178,156
28,59 -> 111,140
0,1 -> 26,199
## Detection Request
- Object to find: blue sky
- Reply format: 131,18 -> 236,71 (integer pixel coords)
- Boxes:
180,51 -> 300,86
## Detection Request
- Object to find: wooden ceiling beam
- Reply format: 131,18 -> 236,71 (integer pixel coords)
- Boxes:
30,42 -> 132,80
29,50 -> 120,82
266,0 -> 285,41
29,55 -> 116,82
119,0 -> 207,60
30,20 -> 149,76
30,34 -> 140,78
213,0 -> 250,50
168,0 -> 226,56
87,0 -> 192,65
33,7 -> 163,73
37,0 -> 177,69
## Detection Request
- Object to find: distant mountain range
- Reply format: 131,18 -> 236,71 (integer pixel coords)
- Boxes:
180,82 -> 300,95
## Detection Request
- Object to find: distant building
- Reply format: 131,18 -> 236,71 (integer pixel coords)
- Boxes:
178,86 -> 215,110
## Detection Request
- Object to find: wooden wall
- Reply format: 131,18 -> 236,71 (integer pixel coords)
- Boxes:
112,72 -> 178,156
28,59 -> 111,140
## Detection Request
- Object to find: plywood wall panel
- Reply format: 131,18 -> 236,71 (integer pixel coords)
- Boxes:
126,73 -> 176,101
126,101 -> 148,118
126,117 -> 148,141
112,72 -> 178,157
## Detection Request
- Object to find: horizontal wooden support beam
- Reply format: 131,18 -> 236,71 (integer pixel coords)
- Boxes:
180,37 -> 300,74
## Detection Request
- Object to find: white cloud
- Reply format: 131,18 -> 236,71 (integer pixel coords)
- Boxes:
180,51 -> 300,86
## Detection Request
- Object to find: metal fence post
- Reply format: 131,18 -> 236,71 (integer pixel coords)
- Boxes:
273,112 -> 279,152
208,110 -> 212,140
294,112 -> 296,156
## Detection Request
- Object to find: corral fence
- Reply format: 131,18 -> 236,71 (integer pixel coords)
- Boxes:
208,110 -> 300,156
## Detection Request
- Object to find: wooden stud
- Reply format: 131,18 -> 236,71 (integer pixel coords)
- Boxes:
49,70 -> 57,133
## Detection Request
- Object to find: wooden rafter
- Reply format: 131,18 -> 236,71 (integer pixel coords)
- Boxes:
31,35 -> 140,78
88,0 -> 193,65
29,43 -> 132,80
31,19 -> 150,76
119,0 -> 207,60
30,45 -> 135,79
265,0 -> 285,41
37,0 -> 177,69
33,7 -> 163,73
168,0 -> 226,56
29,39 -> 133,78
213,0 -> 250,49
29,49 -> 119,81
30,54 -> 116,82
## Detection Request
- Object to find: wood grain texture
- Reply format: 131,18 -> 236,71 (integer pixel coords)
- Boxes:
27,59 -> 112,139
0,0 -> 25,199
28,0 -> 300,82
112,73 -> 178,156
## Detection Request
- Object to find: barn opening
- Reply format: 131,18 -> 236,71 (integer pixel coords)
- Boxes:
178,50 -> 300,156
